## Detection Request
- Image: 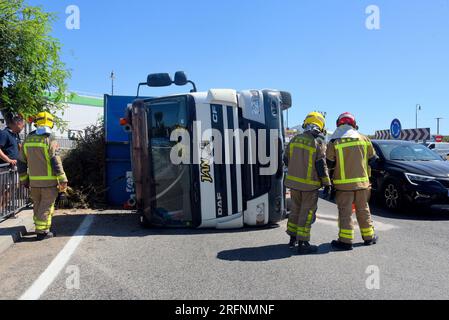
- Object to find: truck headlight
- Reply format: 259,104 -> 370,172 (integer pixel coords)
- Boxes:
405,173 -> 436,185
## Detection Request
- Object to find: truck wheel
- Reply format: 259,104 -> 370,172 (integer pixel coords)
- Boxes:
383,180 -> 403,211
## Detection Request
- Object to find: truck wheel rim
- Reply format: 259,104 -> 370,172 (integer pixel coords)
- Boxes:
385,184 -> 399,208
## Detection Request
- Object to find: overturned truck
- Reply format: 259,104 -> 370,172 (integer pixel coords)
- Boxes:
121,72 -> 292,229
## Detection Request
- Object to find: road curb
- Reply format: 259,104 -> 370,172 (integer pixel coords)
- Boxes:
0,209 -> 34,255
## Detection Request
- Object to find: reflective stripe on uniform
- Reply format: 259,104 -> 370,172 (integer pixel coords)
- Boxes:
339,228 -> 355,239
33,205 -> 54,231
286,175 -> 321,186
333,140 -> 371,185
334,177 -> 370,184
297,227 -> 311,237
287,222 -> 298,233
321,176 -> 331,185
306,210 -> 314,226
24,140 -> 57,182
287,141 -> 322,187
361,227 -> 375,237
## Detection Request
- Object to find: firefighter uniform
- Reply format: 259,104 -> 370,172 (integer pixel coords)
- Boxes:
285,116 -> 331,250
326,123 -> 377,247
18,113 -> 67,238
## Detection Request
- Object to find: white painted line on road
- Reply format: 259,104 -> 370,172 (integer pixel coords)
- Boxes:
317,213 -> 398,231
19,215 -> 95,300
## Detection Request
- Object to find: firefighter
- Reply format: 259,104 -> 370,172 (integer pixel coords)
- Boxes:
284,112 -> 331,254
18,112 -> 68,241
326,112 -> 379,251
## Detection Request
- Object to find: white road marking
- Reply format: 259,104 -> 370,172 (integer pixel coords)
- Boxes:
19,215 -> 95,300
317,213 -> 398,231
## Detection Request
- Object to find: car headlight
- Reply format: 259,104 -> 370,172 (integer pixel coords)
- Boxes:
404,173 -> 436,185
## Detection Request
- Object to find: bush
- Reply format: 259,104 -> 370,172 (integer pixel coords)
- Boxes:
62,120 -> 106,208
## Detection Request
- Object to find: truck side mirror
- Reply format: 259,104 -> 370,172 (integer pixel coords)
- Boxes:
174,71 -> 188,86
279,91 -> 292,110
147,73 -> 173,87
174,71 -> 197,92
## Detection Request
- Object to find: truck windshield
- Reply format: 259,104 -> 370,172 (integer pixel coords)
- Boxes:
146,97 -> 192,226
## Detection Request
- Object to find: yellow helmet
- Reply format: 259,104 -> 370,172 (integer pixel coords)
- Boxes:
34,112 -> 55,129
303,111 -> 326,131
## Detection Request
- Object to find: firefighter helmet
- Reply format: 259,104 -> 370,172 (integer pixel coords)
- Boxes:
33,112 -> 55,129
303,112 -> 326,132
336,112 -> 357,128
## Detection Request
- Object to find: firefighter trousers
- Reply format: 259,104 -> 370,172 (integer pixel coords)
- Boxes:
336,189 -> 375,244
30,187 -> 59,234
287,189 -> 318,242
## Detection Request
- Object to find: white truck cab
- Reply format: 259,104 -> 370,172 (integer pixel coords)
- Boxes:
122,72 -> 292,229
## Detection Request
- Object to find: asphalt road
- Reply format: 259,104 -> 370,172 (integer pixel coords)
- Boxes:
1,198 -> 449,300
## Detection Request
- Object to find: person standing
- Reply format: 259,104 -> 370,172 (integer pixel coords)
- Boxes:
0,113 -> 25,210
18,112 -> 68,241
326,112 -> 379,251
285,112 -> 331,254
0,113 -> 25,169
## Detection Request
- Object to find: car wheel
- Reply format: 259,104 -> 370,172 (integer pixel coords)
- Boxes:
383,181 -> 403,210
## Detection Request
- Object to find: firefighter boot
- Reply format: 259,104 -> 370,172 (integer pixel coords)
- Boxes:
36,232 -> 55,241
288,236 -> 297,248
297,241 -> 318,255
331,240 -> 353,251
364,235 -> 379,246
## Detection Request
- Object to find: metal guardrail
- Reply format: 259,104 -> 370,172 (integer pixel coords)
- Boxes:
56,138 -> 76,150
0,163 -> 31,221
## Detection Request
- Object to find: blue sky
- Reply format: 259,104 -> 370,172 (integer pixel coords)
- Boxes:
29,0 -> 449,134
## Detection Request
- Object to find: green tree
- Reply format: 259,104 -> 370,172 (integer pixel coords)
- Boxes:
0,0 -> 69,127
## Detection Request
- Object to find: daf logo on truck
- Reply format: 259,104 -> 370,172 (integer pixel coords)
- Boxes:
122,71 -> 292,229
216,192 -> 223,217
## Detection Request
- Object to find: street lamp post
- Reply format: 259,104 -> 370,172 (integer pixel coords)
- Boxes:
416,104 -> 421,129
416,104 -> 422,129
436,117 -> 443,135
110,71 -> 115,96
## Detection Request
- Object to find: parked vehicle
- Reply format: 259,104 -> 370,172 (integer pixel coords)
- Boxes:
424,142 -> 449,160
371,140 -> 449,210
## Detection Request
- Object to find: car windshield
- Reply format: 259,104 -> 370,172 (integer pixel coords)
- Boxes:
147,97 -> 192,226
378,142 -> 443,161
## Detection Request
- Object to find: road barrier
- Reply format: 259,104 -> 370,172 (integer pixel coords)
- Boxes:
0,164 -> 31,221
56,138 -> 76,150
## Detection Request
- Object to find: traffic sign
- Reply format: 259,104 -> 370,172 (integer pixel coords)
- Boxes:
435,135 -> 443,143
390,119 -> 402,139
401,128 -> 431,141
375,130 -> 391,140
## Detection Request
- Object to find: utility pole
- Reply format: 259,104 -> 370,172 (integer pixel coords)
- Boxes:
416,104 -> 422,129
110,71 -> 115,96
435,117 -> 443,135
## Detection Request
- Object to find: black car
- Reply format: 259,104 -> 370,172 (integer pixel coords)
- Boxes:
371,140 -> 449,210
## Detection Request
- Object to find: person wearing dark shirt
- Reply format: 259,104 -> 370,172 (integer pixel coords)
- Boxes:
0,114 -> 25,169
1,114 -> 25,211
